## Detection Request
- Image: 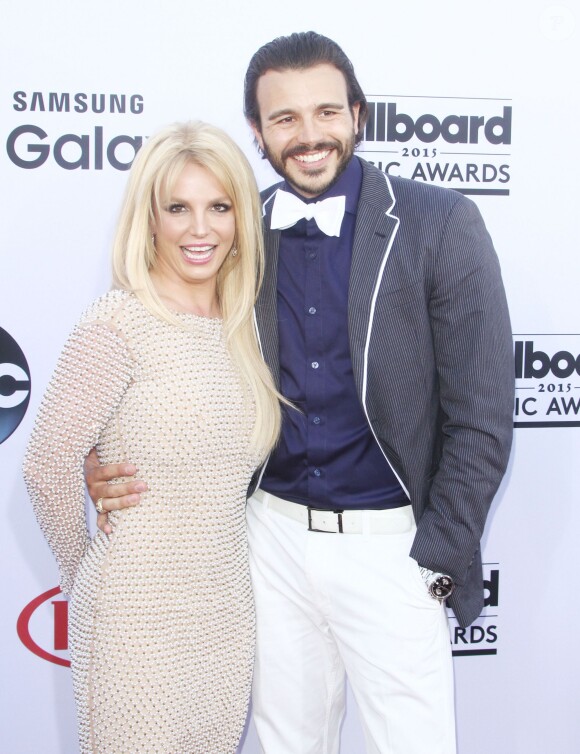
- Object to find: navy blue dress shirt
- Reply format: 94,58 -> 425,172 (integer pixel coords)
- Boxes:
260,157 -> 407,511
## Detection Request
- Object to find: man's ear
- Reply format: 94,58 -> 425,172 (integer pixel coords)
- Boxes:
249,120 -> 265,152
352,102 -> 361,135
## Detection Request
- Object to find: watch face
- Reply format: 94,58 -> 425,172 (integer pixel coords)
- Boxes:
430,575 -> 454,599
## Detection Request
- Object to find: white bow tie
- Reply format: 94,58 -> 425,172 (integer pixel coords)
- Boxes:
270,189 -> 346,237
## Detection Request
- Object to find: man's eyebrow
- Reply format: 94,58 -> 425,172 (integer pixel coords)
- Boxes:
266,108 -> 295,122
266,102 -> 346,122
317,102 -> 345,111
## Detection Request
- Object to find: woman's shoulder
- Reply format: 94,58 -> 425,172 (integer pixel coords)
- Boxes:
78,289 -> 139,328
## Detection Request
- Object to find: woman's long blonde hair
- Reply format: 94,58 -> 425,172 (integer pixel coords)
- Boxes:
112,121 -> 281,457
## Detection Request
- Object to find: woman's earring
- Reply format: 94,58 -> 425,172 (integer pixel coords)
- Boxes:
231,245 -> 238,257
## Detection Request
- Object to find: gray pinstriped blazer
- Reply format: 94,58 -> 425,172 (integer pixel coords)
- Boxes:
254,157 -> 514,627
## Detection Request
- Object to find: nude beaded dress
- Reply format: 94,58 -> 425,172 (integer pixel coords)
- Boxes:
24,290 -> 259,754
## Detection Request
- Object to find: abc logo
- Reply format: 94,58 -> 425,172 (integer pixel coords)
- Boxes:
0,327 -> 31,443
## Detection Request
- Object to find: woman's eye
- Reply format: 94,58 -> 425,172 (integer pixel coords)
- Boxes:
213,203 -> 232,213
167,203 -> 186,213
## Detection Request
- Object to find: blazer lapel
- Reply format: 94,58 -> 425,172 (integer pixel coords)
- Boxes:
348,159 -> 400,399
256,165 -> 400,396
255,187 -> 281,387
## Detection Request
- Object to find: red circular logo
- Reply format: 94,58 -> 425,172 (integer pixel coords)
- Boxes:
17,587 -> 70,667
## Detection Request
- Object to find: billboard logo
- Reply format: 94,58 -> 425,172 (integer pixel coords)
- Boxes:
0,327 -> 31,443
368,103 -> 511,145
360,95 -> 512,196
17,587 -> 70,667
514,335 -> 580,427
449,564 -> 499,656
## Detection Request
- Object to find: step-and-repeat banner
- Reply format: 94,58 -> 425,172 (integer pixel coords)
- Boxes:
1,2 -> 578,752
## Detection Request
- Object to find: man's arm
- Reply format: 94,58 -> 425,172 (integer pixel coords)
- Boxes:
409,194 -> 514,586
84,448 -> 146,534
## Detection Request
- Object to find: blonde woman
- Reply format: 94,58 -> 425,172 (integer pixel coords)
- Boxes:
23,121 -> 281,753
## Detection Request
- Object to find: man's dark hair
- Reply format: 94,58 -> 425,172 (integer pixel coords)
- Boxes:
244,31 -> 368,146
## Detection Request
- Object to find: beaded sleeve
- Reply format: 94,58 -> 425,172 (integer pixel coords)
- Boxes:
23,319 -> 134,595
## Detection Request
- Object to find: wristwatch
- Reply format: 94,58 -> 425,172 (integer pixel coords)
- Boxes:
418,567 -> 455,601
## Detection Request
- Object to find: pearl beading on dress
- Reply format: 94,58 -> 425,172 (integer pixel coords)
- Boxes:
24,290 -> 258,753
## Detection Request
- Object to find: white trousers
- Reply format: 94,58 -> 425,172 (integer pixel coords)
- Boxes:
246,492 -> 456,754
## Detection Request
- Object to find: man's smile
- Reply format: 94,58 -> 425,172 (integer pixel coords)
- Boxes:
292,149 -> 332,164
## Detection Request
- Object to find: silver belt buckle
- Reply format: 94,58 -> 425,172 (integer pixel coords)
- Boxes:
307,507 -> 344,533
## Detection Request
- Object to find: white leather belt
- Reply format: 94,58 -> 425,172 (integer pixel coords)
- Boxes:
252,489 -> 414,534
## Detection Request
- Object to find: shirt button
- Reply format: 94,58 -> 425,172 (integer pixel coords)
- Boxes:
311,361 -> 319,369
313,468 -> 322,477
312,416 -> 321,425
308,251 -> 317,260
308,307 -> 317,315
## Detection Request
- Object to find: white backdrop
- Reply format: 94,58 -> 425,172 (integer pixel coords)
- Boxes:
1,2 -> 579,752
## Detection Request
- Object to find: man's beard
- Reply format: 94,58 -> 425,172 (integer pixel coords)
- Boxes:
262,134 -> 355,198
